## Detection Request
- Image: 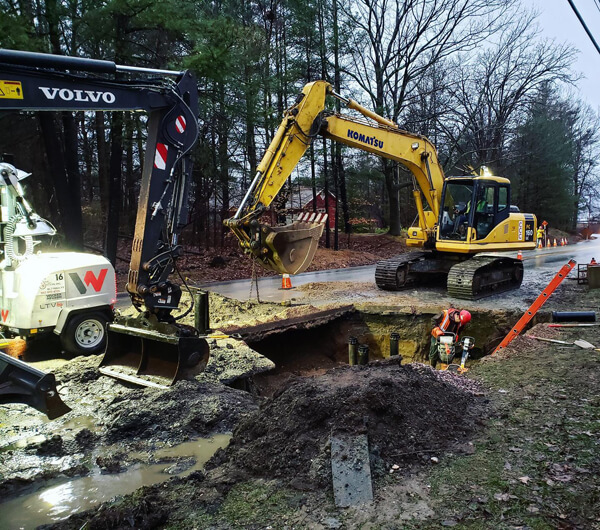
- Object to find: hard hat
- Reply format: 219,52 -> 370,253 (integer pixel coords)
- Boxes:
459,310 -> 471,324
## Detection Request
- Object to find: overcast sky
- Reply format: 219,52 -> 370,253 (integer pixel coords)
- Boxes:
530,0 -> 600,111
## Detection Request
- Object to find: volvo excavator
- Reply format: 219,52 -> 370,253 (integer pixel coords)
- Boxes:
226,80 -> 537,299
0,49 -> 209,419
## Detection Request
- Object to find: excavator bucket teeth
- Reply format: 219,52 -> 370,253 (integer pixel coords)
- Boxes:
0,352 -> 71,420
99,323 -> 210,388
255,221 -> 324,275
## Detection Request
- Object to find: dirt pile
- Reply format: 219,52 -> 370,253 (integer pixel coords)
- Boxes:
210,358 -> 487,489
103,380 -> 258,445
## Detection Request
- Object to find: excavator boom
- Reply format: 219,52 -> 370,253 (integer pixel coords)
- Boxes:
0,49 -> 208,412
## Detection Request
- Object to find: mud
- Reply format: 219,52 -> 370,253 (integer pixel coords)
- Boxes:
209,358 -> 487,490
35,358 -> 488,530
2,252 -> 599,528
0,339 -> 266,501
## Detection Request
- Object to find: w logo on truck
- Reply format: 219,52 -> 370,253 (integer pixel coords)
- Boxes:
69,269 -> 108,294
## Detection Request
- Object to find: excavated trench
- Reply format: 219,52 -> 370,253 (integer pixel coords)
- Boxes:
246,306 -> 548,396
0,303 -> 552,529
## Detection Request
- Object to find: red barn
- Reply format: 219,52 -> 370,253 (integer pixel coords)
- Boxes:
294,187 -> 336,229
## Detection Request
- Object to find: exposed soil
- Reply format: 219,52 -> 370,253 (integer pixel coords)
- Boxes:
209,358 -> 487,490
0,340 -> 266,500
1,233 -> 599,529
33,323 -> 600,530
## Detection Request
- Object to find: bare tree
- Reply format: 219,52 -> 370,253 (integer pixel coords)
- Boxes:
568,100 -> 600,230
441,12 -> 576,173
340,0 -> 515,234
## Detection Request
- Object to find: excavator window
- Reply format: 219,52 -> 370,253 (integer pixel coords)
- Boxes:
474,184 -> 496,239
439,181 -> 474,240
498,186 -> 508,211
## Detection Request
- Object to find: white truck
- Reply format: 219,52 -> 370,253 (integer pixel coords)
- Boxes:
0,162 -> 116,355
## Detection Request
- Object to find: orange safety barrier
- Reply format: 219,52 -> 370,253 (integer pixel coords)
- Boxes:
492,259 -> 576,355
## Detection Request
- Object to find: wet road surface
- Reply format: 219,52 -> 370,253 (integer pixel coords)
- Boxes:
191,237 -> 600,303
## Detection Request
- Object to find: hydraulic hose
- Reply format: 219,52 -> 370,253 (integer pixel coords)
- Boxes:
4,215 -> 34,263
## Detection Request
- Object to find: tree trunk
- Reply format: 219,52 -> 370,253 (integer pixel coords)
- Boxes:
384,160 -> 401,235
323,139 -> 330,248
217,82 -> 229,247
332,0 -> 350,234
95,112 -> 109,221
80,113 -> 94,203
61,112 -> 83,249
38,113 -> 83,249
105,112 -> 124,267
124,116 -> 136,225
331,140 -> 339,250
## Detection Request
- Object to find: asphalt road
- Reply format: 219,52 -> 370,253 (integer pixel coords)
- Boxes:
188,236 -> 600,304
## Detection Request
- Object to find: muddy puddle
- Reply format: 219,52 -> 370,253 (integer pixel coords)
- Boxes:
0,434 -> 231,529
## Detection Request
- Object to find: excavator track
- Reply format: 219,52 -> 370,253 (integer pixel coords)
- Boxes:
447,255 -> 524,300
375,251 -> 426,290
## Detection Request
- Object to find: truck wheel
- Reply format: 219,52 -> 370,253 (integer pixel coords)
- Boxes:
61,312 -> 109,356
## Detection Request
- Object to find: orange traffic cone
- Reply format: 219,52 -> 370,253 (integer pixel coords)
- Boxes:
517,250 -> 523,260
553,239 -> 557,247
281,273 -> 293,289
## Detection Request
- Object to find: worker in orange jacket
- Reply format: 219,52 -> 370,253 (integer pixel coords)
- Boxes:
429,308 -> 471,368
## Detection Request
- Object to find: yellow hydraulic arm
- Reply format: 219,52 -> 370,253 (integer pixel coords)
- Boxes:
225,80 -> 446,273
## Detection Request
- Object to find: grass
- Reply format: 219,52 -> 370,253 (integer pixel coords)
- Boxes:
219,480 -> 297,527
408,341 -> 600,529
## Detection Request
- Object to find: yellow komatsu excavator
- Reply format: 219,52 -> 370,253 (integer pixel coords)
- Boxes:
226,81 -> 537,299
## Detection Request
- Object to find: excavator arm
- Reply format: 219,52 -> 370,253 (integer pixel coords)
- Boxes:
225,81 -> 330,274
0,50 -> 199,311
0,50 -> 208,410
226,80 -> 446,273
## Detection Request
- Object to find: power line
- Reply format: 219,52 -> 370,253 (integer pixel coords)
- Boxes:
567,0 -> 600,56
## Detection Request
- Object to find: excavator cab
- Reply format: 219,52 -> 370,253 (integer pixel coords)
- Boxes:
438,177 -> 512,243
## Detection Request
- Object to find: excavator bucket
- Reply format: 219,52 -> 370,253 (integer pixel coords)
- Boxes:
256,217 -> 325,275
99,322 -> 210,388
0,352 -> 71,420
